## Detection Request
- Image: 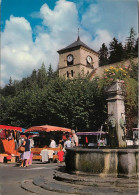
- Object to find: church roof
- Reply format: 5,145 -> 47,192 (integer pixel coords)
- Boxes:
57,36 -> 98,55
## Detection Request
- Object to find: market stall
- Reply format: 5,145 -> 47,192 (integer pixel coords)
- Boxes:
76,131 -> 109,147
0,125 -> 23,163
25,125 -> 71,162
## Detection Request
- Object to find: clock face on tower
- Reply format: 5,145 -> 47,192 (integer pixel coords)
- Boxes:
67,54 -> 73,62
67,54 -> 74,65
87,56 -> 92,64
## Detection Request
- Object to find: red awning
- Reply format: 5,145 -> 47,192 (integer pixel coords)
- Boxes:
0,125 -> 22,132
25,125 -> 71,133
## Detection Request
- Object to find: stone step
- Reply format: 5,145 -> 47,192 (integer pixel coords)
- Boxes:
33,175 -> 138,195
54,170 -> 138,189
33,176 -> 78,194
21,179 -> 67,195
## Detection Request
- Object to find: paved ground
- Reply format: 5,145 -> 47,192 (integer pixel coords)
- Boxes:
0,162 -> 61,195
0,162 -> 138,195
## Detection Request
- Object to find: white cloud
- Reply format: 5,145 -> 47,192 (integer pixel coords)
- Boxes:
1,0 -> 137,87
1,16 -> 45,85
39,0 -> 79,46
81,4 -> 101,26
91,30 -> 113,51
81,0 -> 138,43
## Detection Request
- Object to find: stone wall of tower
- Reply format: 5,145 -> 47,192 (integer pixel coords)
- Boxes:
80,47 -> 99,69
58,46 -> 99,79
59,64 -> 93,79
58,49 -> 80,69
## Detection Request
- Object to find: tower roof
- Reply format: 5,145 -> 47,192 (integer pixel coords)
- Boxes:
57,36 -> 98,55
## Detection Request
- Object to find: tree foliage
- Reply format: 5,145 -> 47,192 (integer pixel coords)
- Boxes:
125,27 -> 137,58
99,28 -> 138,66
99,43 -> 109,66
0,74 -> 107,131
99,60 -> 138,130
109,38 -> 124,64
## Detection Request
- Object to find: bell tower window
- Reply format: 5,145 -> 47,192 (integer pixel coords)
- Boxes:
71,70 -> 74,77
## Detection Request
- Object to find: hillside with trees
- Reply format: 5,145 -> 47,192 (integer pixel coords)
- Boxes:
0,28 -> 138,135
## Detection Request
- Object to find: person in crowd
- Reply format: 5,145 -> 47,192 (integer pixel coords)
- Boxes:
49,137 -> 56,148
71,130 -> 78,147
98,137 -> 106,146
7,132 -> 14,140
64,135 -> 71,148
58,140 -> 63,151
133,138 -> 139,146
29,137 -> 34,149
20,134 -> 31,167
58,142 -> 64,163
29,137 -> 34,165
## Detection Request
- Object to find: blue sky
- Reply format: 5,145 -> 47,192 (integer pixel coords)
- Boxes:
1,0 -> 138,87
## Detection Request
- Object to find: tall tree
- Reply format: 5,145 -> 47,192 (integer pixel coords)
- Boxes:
99,43 -> 109,66
30,69 -> 38,88
47,64 -> 54,78
37,63 -> 47,88
0,77 -> 15,97
8,77 -> 13,86
109,38 -> 124,64
134,38 -> 138,57
125,27 -> 137,58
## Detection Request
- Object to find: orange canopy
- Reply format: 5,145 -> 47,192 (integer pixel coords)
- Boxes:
25,125 -> 71,133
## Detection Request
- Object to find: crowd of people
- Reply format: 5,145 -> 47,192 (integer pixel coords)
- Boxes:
19,129 -> 79,167
49,130 -> 78,149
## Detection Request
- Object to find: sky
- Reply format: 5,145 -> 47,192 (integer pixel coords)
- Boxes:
1,0 -> 138,87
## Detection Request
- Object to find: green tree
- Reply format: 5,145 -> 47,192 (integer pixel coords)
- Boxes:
99,43 -> 109,66
37,63 -> 47,88
30,69 -> 38,88
109,38 -> 124,64
99,61 -> 138,131
125,27 -> 137,58
0,76 -> 107,131
0,77 -> 15,97
47,64 -> 54,77
134,38 -> 138,57
124,77 -> 138,130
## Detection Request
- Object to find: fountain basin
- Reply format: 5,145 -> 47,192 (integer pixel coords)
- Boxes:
65,147 -> 139,178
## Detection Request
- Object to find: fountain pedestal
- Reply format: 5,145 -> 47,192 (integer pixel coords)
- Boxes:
106,80 -> 126,147
65,80 -> 138,178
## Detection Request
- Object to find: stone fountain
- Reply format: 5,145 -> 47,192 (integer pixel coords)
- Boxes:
65,80 -> 139,178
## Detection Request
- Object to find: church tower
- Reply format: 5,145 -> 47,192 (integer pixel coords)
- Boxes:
57,36 -> 99,79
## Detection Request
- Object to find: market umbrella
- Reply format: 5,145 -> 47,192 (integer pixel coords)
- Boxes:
25,125 -> 71,133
